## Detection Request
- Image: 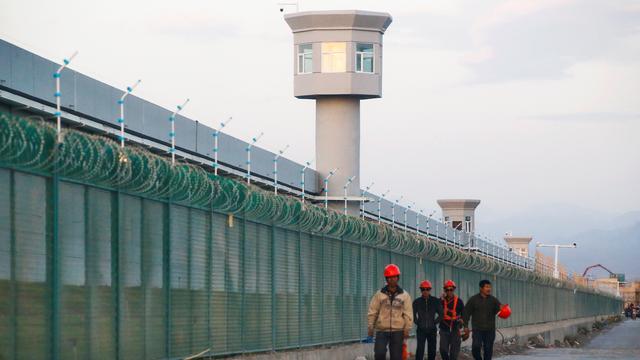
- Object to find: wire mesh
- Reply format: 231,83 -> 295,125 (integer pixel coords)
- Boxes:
0,113 -> 623,359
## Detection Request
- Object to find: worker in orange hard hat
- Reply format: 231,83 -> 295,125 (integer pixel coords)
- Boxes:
367,264 -> 413,360
412,280 -> 442,360
439,280 -> 465,360
462,279 -> 508,360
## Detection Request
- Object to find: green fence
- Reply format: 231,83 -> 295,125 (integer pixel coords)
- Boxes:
0,113 -> 622,360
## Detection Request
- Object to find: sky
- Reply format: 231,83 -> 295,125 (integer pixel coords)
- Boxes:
1,0 -> 639,235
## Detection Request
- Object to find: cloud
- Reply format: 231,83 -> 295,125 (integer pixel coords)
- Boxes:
464,0 -> 640,83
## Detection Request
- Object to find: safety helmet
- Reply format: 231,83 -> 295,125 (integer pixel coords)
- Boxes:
419,280 -> 432,289
443,280 -> 457,289
498,304 -> 512,319
383,264 -> 401,278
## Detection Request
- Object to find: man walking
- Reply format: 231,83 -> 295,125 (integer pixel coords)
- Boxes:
463,279 -> 504,360
367,264 -> 413,360
439,280 -> 464,360
413,280 -> 443,360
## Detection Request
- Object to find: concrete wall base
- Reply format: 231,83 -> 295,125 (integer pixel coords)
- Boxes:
220,315 -> 610,360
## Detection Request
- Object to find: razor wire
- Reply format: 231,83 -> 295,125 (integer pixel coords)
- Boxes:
0,112 -> 614,295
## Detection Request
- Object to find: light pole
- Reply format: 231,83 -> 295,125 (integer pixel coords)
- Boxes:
117,79 -> 141,148
391,195 -> 403,229
323,168 -> 339,209
361,182 -> 375,219
377,190 -> 390,224
300,159 -> 313,204
536,242 -> 577,279
53,51 -> 78,143
343,175 -> 356,215
169,99 -> 190,165
246,131 -> 264,184
273,144 -> 290,194
213,117 -> 233,175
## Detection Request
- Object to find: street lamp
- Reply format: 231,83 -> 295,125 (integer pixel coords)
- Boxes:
361,182 -> 375,219
53,51 -> 78,143
246,131 -> 264,184
213,116 -> 233,175
323,168 -> 339,209
117,79 -> 141,148
391,195 -> 404,229
300,159 -> 313,204
169,98 -> 190,165
377,190 -> 390,224
273,144 -> 290,194
536,242 -> 577,279
343,175 -> 356,215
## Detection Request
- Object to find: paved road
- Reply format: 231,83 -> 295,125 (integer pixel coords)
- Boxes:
497,319 -> 640,359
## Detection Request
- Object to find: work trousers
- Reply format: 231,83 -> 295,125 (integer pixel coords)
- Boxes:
471,329 -> 496,360
415,328 -> 437,360
439,327 -> 461,360
374,331 -> 404,360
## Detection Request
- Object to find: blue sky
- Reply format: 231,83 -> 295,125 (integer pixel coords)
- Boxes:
1,0 -> 639,228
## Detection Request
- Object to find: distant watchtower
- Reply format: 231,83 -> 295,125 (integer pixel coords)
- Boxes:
437,199 -> 481,233
284,10 -> 393,214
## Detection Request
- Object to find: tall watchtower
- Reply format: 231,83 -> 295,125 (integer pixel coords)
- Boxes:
284,10 -> 392,214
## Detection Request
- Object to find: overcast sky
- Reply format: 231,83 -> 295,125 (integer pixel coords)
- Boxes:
2,0 -> 639,228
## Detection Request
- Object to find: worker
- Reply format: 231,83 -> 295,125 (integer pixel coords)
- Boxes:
439,280 -> 464,360
367,264 -> 413,360
462,279 -> 504,360
413,280 -> 443,360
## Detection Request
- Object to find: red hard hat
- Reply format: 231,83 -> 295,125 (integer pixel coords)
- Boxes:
498,304 -> 511,319
384,264 -> 401,278
443,280 -> 457,289
419,280 -> 432,289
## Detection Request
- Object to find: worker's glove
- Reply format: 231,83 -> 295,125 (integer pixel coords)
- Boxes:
362,336 -> 374,344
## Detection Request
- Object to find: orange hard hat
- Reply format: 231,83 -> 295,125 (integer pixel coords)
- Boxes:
498,304 -> 511,319
384,264 -> 401,278
443,280 -> 457,289
419,280 -> 433,289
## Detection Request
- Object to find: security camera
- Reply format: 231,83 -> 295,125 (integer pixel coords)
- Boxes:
572,242 -> 577,247
280,8 -> 284,12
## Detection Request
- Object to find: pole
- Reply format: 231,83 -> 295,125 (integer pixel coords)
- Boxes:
343,175 -> 356,215
53,51 -> 78,143
169,99 -> 190,165
213,117 -> 233,175
246,132 -> 264,184
273,144 -> 290,194
300,160 -> 313,204
323,168 -> 338,209
117,79 -> 142,148
377,190 -> 390,224
391,196 -> 403,229
361,182 -> 374,219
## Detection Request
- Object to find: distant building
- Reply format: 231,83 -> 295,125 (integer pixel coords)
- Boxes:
621,281 -> 640,306
535,251 -> 569,280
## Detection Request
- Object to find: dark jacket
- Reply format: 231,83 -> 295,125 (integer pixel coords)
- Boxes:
462,293 -> 502,331
439,295 -> 465,332
412,295 -> 443,332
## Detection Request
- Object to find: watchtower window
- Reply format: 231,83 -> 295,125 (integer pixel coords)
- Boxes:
297,44 -> 313,74
356,43 -> 374,73
321,42 -> 346,73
